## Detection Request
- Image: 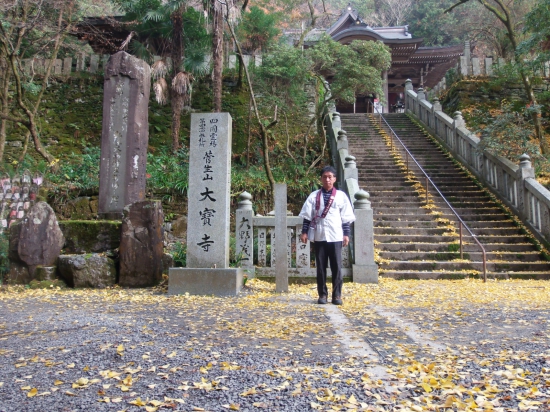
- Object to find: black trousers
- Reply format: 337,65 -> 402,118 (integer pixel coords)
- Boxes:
314,241 -> 343,299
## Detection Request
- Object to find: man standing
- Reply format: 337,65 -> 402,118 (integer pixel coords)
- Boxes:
299,166 -> 355,305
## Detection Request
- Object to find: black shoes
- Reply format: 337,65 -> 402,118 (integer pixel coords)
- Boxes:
332,297 -> 343,305
317,296 -> 328,304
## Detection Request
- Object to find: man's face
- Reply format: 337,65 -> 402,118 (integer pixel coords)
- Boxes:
321,171 -> 336,191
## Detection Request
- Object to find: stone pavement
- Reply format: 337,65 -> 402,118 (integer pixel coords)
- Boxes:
0,278 -> 549,411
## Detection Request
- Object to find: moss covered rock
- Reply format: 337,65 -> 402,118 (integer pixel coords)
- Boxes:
59,220 -> 121,254
58,253 -> 117,288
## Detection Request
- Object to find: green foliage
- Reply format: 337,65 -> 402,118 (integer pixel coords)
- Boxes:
231,162 -> 318,213
0,231 -> 8,283
146,147 -> 189,196
519,0 -> 550,71
47,147 -> 101,191
170,241 -> 187,267
406,0 -> 473,46
114,1 -> 210,73
476,102 -> 545,171
308,36 -> 391,105
238,6 -> 280,54
253,43 -> 311,108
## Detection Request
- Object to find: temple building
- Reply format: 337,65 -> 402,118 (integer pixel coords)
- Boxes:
311,4 -> 469,113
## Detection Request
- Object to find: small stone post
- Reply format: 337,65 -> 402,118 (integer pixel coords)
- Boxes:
516,154 -> 536,222
463,40 -> 471,75
404,79 -> 413,112
331,112 -> 341,130
484,57 -> 492,75
275,183 -> 288,292
452,111 -> 465,150
98,51 -> 151,219
352,190 -> 378,283
337,130 -> 348,151
344,156 -> 358,181
472,57 -> 480,76
236,191 -> 254,275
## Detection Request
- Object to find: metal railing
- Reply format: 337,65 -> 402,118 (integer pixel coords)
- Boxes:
373,108 -> 488,281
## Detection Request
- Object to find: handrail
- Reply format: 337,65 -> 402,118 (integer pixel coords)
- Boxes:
374,109 -> 488,282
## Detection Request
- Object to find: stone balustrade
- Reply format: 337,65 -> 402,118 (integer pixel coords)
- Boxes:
234,191 -> 352,279
405,79 -> 550,245
324,111 -> 379,283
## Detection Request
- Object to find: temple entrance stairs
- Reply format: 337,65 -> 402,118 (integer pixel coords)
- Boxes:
341,113 -> 550,279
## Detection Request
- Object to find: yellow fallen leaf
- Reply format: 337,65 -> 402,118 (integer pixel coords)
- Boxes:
240,388 -> 257,396
122,375 -> 132,386
230,404 -> 240,411
21,386 -> 31,390
120,385 -> 129,392
129,397 -> 146,407
192,408 -> 205,411
66,363 -> 75,368
54,380 -> 63,386
117,344 -> 124,356
145,407 -> 157,412
98,397 -> 111,403
65,391 -> 77,396
167,351 -> 176,358
444,395 -> 457,408
149,400 -> 163,407
27,388 -> 38,397
348,394 -> 358,405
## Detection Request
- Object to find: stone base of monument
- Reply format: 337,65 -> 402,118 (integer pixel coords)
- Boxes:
352,264 -> 379,284
168,268 -> 244,296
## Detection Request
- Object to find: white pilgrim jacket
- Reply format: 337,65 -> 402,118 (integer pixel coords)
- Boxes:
298,189 -> 356,242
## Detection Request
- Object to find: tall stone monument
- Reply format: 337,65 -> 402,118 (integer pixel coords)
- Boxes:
98,51 -> 151,220
168,113 -> 243,296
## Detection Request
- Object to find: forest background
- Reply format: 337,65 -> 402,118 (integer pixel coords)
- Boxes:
1,0 -> 550,272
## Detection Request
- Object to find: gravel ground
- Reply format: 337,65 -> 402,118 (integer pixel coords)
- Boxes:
1,279 -> 550,411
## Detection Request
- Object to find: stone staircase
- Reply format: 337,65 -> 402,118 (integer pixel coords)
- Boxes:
342,112 -> 550,279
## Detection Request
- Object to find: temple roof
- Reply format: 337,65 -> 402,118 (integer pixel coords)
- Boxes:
324,4 -> 467,91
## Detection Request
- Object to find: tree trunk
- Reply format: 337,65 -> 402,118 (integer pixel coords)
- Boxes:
236,52 -> 244,90
170,4 -> 185,152
225,10 -> 276,193
212,0 -> 224,112
0,60 -> 8,162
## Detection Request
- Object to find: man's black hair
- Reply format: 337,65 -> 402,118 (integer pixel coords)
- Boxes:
320,165 -> 337,177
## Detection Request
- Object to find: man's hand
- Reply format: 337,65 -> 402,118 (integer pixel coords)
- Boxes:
343,235 -> 349,247
300,233 -> 308,244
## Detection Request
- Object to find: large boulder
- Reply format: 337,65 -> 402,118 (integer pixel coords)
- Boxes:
59,220 -> 121,254
119,200 -> 164,287
9,202 -> 64,280
57,254 -> 117,288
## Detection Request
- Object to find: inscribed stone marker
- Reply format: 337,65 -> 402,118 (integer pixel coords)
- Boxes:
275,183 -> 288,292
186,113 -> 232,268
98,51 -> 151,219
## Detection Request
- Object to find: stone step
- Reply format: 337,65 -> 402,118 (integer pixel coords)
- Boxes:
374,227 -> 452,236
378,242 -> 539,253
379,270 -> 550,280
379,250 -> 545,262
383,260 -> 550,272
344,112 -> 550,277
375,234 -> 458,243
